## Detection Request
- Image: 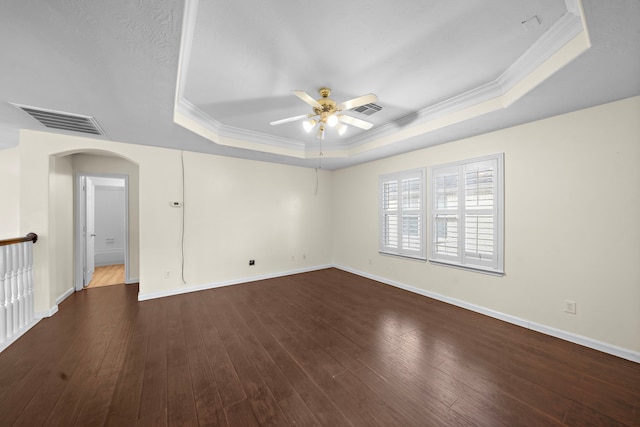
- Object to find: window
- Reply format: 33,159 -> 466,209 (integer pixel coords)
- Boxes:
430,154 -> 504,274
379,168 -> 425,259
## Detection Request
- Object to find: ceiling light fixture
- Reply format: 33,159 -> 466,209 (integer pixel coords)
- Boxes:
303,119 -> 316,133
271,87 -> 378,140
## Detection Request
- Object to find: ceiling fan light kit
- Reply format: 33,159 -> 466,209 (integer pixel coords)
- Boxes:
271,87 -> 378,139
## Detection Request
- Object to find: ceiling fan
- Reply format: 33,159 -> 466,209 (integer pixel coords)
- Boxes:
270,87 -> 378,140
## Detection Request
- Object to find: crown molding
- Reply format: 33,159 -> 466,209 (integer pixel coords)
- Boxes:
174,0 -> 589,160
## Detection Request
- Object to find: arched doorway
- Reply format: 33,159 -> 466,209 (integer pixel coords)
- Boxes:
50,149 -> 139,292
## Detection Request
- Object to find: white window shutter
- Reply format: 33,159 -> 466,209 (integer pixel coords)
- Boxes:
379,169 -> 425,259
430,154 -> 504,274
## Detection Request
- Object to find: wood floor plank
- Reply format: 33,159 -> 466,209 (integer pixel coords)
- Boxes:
12,328 -> 93,426
232,299 -> 350,426
223,296 -> 297,403
87,264 -> 125,288
277,393 -> 322,427
224,399 -> 260,427
165,297 -> 199,426
104,302 -> 153,427
256,281 -> 365,372
181,294 -> 227,427
1,269 -> 638,426
189,292 -> 247,410
204,290 -> 291,426
242,294 -> 377,426
351,365 -> 474,426
44,286 -> 137,426
137,299 -> 169,427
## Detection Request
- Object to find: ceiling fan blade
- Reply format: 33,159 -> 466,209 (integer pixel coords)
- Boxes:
336,93 -> 378,111
339,114 -> 374,130
292,90 -> 322,109
270,114 -> 309,126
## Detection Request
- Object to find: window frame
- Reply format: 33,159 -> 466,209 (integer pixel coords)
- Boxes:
378,167 -> 426,260
429,153 -> 504,274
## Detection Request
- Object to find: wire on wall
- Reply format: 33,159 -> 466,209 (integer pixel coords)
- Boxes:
181,150 -> 187,285
315,141 -> 323,196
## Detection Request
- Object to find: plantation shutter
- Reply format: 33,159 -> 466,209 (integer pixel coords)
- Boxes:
379,169 -> 425,259
433,166 -> 460,261
464,160 -> 496,266
382,180 -> 398,249
430,154 -> 503,273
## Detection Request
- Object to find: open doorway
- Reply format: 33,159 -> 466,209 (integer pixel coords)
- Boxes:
75,173 -> 129,290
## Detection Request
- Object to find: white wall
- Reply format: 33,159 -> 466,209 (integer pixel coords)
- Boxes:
333,96 -> 640,354
94,185 -> 126,266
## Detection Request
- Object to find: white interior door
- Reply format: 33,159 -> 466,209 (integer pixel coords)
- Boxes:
84,177 -> 96,286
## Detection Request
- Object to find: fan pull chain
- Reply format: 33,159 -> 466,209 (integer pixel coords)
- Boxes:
315,142 -> 323,196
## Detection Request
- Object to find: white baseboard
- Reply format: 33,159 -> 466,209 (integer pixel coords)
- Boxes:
55,287 -> 75,305
137,264 -> 333,302
334,264 -> 640,364
125,278 -> 139,285
0,318 -> 40,353
1,302 -> 61,352
35,305 -> 59,319
95,251 -> 125,267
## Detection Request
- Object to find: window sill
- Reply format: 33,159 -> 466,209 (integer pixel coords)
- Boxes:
379,251 -> 427,262
428,259 -> 504,276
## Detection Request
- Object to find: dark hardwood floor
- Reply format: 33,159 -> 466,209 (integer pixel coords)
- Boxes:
0,268 -> 638,426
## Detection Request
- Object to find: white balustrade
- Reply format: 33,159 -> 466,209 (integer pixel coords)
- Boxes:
0,234 -> 37,346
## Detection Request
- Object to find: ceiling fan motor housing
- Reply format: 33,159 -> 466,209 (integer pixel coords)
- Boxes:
314,87 -> 337,117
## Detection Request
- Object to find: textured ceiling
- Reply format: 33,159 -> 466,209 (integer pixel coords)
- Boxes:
0,0 -> 639,169
185,0 -> 564,138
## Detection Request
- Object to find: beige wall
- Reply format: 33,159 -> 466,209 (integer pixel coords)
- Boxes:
333,96 -> 640,353
11,131 -> 333,310
50,156 -> 74,302
0,147 -> 20,239
180,151 -> 333,288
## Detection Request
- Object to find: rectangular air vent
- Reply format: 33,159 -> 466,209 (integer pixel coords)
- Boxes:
13,104 -> 105,136
352,103 -> 382,116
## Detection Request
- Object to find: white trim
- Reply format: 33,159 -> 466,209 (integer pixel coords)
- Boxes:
55,287 -> 75,305
379,167 -> 426,259
0,318 -> 40,353
333,264 -> 640,364
35,305 -> 59,319
429,153 -> 504,274
125,277 -> 139,285
428,259 -> 504,276
173,0 -> 588,160
137,264 -> 332,302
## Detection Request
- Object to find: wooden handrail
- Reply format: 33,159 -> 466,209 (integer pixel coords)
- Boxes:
0,233 -> 38,247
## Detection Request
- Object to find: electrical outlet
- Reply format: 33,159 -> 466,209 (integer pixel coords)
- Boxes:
302,253 -> 306,260
249,259 -> 255,266
163,270 -> 171,278
564,300 -> 576,314
291,255 -> 295,261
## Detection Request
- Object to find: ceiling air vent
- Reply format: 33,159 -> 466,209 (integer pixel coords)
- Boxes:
13,104 -> 105,136
352,103 -> 382,116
